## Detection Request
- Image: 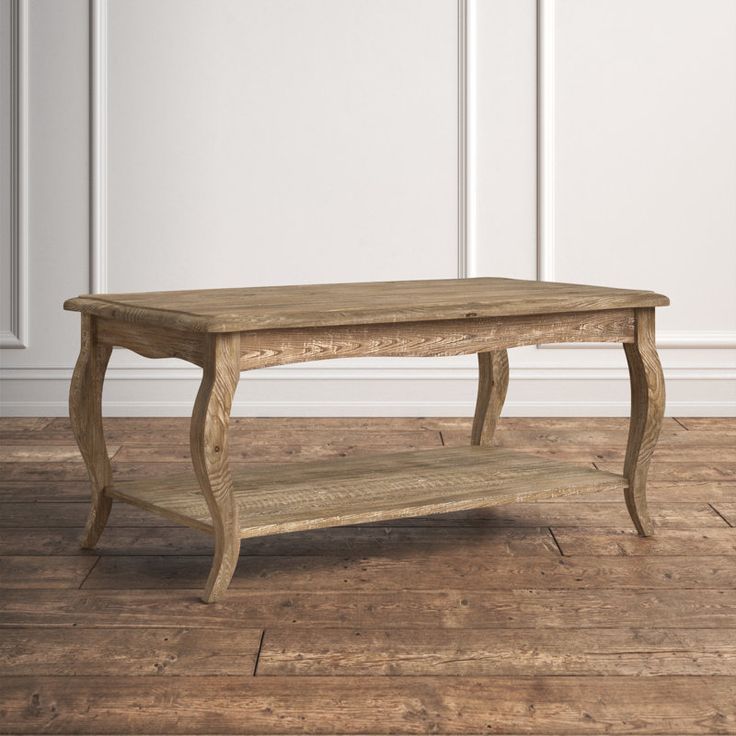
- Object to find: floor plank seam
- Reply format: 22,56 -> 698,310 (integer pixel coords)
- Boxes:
77,556 -> 101,590
708,503 -> 734,528
673,417 -> 690,430
253,629 -> 267,676
547,527 -> 565,556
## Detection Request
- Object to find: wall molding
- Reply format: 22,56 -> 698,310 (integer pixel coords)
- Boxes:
1,0 -> 29,348
457,0 -> 475,278
90,0 -> 107,293
535,0 -> 735,350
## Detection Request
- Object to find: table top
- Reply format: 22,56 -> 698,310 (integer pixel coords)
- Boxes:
64,277 -> 669,333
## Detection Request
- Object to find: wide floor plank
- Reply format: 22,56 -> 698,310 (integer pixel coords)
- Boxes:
2,589 -> 734,629
0,627 -> 262,676
1,675 -> 733,734
258,627 -> 736,676
553,527 -> 736,556
0,557 -> 98,589
82,554 -> 736,591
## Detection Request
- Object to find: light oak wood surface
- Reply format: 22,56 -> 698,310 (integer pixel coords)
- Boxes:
64,276 -> 668,332
108,447 -> 626,537
64,277 -> 669,603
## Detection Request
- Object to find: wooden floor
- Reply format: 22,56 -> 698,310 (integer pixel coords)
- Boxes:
0,416 -> 734,735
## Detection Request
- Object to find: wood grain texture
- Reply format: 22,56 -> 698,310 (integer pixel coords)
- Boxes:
0,675 -> 732,734
96,316 -> 205,366
552,527 -> 736,556
3,589 -> 735,629
82,554 -> 736,591
189,333 -> 241,603
108,447 -> 627,537
711,503 -> 736,527
0,628 -> 262,675
0,557 -> 98,589
258,627 -> 736,676
68,314 -> 114,549
623,308 -> 666,536
471,350 -> 509,445
63,276 -> 669,333
0,526 -> 557,558
237,310 -> 635,369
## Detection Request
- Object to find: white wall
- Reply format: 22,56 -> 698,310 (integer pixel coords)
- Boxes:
1,0 -> 734,416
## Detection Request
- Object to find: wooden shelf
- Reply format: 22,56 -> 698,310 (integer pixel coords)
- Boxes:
108,447 -> 626,539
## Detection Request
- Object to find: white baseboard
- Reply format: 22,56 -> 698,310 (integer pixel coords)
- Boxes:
1,399 -> 735,417
2,363 -> 734,416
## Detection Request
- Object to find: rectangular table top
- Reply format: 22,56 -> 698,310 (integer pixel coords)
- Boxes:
64,277 -> 669,333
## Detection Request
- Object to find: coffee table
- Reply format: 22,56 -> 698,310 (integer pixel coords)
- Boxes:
65,277 -> 669,602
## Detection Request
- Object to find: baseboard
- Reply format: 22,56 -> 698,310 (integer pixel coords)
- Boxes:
2,363 -> 734,417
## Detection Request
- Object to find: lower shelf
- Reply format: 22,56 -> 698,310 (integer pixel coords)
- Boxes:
108,446 -> 627,539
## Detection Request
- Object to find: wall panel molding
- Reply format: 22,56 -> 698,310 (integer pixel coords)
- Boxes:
90,0 -> 107,293
535,0 -> 736,350
1,0 -> 29,348
91,0 -> 474,290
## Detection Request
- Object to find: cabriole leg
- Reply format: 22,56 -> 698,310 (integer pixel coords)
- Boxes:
69,314 -> 113,548
623,308 -> 665,536
471,350 -> 509,446
190,333 -> 241,603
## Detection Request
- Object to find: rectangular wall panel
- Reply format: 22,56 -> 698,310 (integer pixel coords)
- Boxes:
106,0 -> 459,293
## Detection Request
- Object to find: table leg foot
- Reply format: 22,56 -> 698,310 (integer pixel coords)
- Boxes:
191,333 -> 241,603
471,350 -> 509,446
69,314 -> 113,549
623,308 -> 665,536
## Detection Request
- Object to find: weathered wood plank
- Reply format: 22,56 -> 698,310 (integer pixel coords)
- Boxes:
2,589 -> 734,629
5,479 -> 734,505
0,627 -> 261,675
0,526 -> 558,557
711,503 -> 736,527
0,675 -> 731,734
0,557 -> 98,589
111,431 -> 442,463
553,527 -> 736,556
675,417 -> 736,431
596,461 -> 736,482
371,502 -> 726,528
64,276 -> 669,332
258,627 -> 736,676
0,502 -> 181,528
82,554 -> 736,591
238,310 -> 636,368
108,447 -> 626,536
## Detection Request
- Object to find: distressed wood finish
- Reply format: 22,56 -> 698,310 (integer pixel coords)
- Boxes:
64,276 -> 668,332
624,308 -> 666,535
108,447 -> 627,537
471,350 -> 509,445
65,277 -> 669,602
68,314 -> 114,549
96,316 -> 205,366
238,310 -> 634,369
190,333 -> 241,603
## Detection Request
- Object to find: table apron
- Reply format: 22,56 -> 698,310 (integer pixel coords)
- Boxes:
237,309 -> 635,369
95,308 -> 635,369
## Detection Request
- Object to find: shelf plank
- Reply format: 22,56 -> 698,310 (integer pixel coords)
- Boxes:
108,447 -> 626,538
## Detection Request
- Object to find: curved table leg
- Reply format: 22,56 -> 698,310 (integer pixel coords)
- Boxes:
191,333 -> 241,603
623,308 -> 665,536
471,350 -> 509,446
70,314 -> 114,549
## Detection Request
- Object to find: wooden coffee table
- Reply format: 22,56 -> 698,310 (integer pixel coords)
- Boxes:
65,277 -> 668,602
